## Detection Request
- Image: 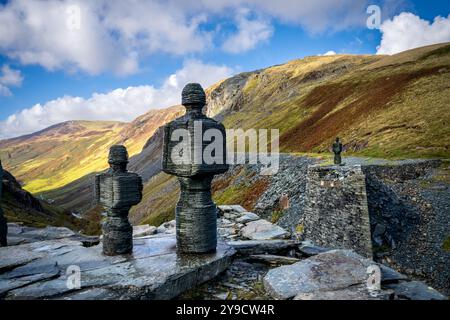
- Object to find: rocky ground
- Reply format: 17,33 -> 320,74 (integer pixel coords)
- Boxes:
1,191 -> 448,300
180,206 -> 446,300
0,223 -> 233,300
217,155 -> 449,295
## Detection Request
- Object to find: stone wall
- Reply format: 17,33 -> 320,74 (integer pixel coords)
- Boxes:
301,165 -> 373,258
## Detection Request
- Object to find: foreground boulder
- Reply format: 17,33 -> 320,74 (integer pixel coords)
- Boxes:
0,235 -> 234,300
263,249 -> 446,300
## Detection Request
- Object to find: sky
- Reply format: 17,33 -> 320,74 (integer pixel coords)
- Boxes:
0,0 -> 449,139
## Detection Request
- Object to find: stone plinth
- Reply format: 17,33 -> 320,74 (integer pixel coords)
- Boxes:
0,235 -> 235,300
302,165 -> 373,258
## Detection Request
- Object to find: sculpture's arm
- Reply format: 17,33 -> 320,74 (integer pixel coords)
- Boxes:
137,176 -> 143,203
93,174 -> 101,206
0,160 -> 3,204
332,144 -> 339,153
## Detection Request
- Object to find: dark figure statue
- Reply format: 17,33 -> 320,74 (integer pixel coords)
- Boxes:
0,159 -> 7,247
332,137 -> 343,165
162,83 -> 228,254
95,145 -> 143,255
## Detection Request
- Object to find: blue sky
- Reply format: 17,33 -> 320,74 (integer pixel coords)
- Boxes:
0,0 -> 449,138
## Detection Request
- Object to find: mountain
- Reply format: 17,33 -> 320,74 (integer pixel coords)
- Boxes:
130,43 -> 450,225
1,43 -> 450,226
39,125 -> 169,214
207,43 -> 450,159
0,106 -> 183,194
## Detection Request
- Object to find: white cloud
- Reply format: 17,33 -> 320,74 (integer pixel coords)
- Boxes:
0,60 -> 233,139
0,0 -> 211,75
0,64 -> 23,96
193,0 -> 372,33
0,0 -> 383,74
222,10 -> 273,53
377,13 -> 450,55
322,51 -> 337,56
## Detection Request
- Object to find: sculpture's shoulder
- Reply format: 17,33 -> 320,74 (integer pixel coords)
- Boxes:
126,171 -> 142,181
96,170 -> 113,178
167,113 -> 190,125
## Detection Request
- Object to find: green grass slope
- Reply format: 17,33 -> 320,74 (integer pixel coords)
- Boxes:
0,106 -> 183,194
216,43 -> 450,159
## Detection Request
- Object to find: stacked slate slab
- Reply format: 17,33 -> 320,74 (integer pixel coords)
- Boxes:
162,83 -> 228,253
95,145 -> 143,255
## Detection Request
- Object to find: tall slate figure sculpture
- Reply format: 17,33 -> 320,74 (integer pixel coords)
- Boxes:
163,83 -> 228,253
95,145 -> 143,255
0,160 -> 7,247
332,137 -> 343,165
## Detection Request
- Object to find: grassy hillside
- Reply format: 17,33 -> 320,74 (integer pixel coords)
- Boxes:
1,169 -> 97,234
214,43 -> 450,159
0,106 -> 183,194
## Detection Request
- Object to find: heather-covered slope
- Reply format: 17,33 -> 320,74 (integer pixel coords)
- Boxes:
208,43 -> 450,159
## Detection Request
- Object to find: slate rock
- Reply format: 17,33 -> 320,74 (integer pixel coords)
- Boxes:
132,225 -> 157,238
6,224 -> 99,246
236,212 -> 260,224
156,225 -> 167,234
247,254 -> 300,265
385,281 -> 447,300
229,205 -> 247,213
228,240 -> 298,255
1,235 -> 235,300
294,284 -> 394,300
379,265 -> 408,283
263,250 -> 374,299
298,243 -> 331,257
241,220 -> 290,240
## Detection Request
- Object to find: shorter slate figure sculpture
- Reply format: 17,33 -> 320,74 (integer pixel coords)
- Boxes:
163,83 -> 228,254
0,159 -> 7,247
332,137 -> 344,165
95,145 -> 143,255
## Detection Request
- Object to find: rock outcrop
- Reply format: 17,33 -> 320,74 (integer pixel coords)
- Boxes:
263,249 -> 446,300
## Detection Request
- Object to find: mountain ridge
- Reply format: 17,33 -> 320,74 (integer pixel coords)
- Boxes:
0,106 -> 183,193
